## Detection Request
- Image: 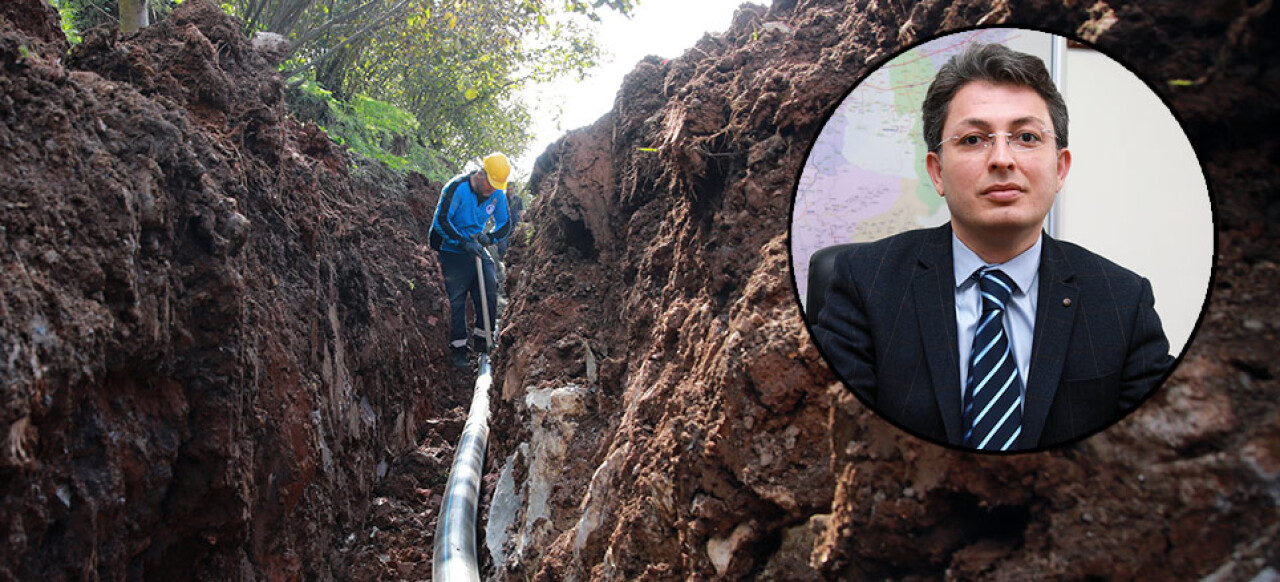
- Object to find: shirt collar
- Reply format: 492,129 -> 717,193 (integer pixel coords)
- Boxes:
952,231 -> 1043,294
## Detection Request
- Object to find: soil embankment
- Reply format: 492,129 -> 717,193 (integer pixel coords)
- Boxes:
489,0 -> 1279,579
2,0 -> 1278,579
1,1 -> 468,578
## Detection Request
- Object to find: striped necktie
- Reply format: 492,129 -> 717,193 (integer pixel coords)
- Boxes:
963,268 -> 1024,451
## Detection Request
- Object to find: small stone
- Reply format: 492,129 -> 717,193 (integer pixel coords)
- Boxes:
1081,512 -> 1094,523
761,22 -> 793,34
1244,319 -> 1265,332
224,211 -> 250,253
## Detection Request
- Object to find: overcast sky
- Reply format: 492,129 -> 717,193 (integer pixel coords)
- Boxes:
514,0 -> 755,177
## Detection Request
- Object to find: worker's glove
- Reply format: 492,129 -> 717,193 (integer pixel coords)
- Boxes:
475,233 -> 493,246
463,240 -> 484,255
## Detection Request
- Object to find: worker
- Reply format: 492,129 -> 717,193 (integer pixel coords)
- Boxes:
430,153 -> 513,368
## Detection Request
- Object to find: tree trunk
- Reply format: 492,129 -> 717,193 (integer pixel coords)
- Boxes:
119,0 -> 149,33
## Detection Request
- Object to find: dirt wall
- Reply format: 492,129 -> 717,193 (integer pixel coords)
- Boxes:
0,1 -> 464,579
492,0 -> 1279,579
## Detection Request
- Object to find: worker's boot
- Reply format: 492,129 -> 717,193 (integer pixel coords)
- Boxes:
451,346 -> 469,368
471,330 -> 491,354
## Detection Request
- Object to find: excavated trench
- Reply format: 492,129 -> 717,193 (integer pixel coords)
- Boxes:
2,0 -> 1279,580
482,0 -> 1280,579
0,1 -> 474,578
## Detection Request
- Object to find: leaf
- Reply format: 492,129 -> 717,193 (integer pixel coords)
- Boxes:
227,0 -> 615,171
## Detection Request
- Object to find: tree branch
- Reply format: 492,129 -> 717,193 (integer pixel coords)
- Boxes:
287,0 -> 384,56
281,0 -> 411,80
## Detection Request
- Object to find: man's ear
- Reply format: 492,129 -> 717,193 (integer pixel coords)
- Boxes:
1056,147 -> 1072,191
926,151 -> 945,197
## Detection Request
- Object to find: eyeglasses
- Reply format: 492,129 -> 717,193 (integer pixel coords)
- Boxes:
937,129 -> 1056,154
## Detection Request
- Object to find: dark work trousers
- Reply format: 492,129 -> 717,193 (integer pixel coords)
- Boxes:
440,248 -> 497,350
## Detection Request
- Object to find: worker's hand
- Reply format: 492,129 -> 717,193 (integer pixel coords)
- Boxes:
463,240 -> 484,255
475,233 -> 493,246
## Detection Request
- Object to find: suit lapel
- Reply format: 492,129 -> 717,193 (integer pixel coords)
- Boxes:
1019,234 -> 1078,448
914,225 -> 964,445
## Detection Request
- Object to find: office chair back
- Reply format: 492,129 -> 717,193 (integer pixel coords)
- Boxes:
805,242 -> 866,325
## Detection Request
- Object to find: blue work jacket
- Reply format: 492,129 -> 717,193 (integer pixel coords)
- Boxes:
432,172 -> 510,254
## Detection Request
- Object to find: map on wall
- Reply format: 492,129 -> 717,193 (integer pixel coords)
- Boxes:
790,29 -> 1056,312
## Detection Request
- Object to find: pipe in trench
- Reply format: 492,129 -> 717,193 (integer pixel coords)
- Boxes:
432,354 -> 492,582
434,252 -> 496,581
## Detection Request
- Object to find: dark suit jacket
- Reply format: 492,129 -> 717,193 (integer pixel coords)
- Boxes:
812,223 -> 1174,449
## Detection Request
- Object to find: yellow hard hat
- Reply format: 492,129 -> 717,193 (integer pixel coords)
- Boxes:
482,153 -> 510,191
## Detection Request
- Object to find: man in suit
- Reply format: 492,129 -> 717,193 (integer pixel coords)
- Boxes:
812,43 -> 1174,451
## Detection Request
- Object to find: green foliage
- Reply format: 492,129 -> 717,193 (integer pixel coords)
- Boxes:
51,0 -> 82,44
351,92 -> 419,136
56,0 -> 629,173
220,0 -> 620,168
563,0 -> 637,21
342,0 -> 604,165
52,0 -> 178,41
294,81 -> 452,180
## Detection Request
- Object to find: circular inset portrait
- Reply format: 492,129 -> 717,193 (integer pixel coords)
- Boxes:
791,28 -> 1214,453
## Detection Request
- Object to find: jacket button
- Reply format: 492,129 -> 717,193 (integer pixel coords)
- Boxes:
1062,298 -> 1073,307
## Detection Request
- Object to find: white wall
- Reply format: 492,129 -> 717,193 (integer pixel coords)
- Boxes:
1057,48 -> 1214,356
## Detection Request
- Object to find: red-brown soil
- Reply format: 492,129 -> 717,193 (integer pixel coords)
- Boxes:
3,0 -> 1279,580
490,0 -> 1279,580
1,1 -> 471,578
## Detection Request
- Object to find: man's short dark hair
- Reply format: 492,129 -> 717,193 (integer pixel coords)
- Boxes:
922,42 -> 1068,153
